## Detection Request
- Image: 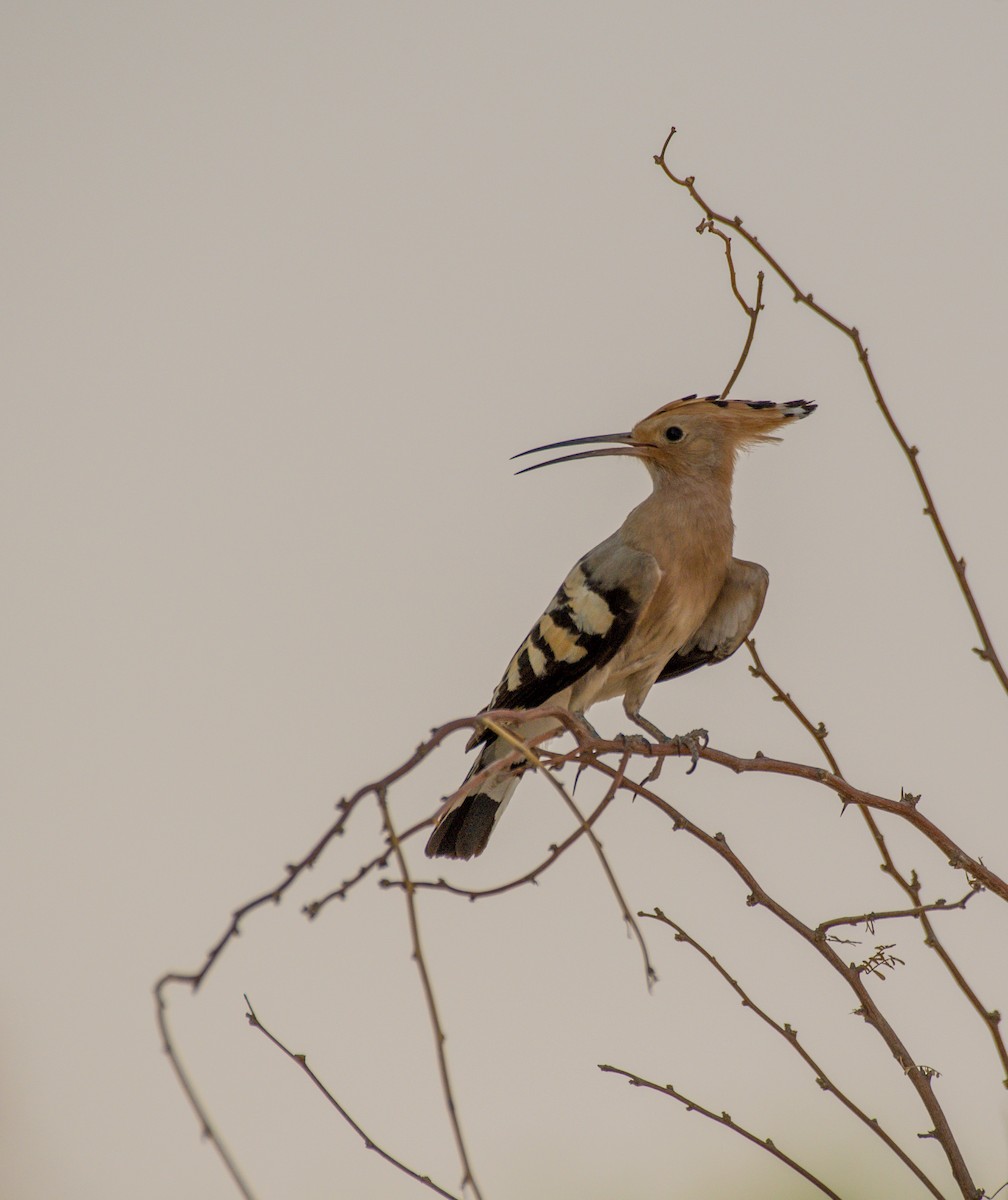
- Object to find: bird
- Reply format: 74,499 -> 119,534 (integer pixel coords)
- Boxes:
425,393 -> 815,860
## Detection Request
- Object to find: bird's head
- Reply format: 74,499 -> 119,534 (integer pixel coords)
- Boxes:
514,394 -> 815,485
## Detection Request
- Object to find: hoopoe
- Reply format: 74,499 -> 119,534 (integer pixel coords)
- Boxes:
425,394 -> 815,859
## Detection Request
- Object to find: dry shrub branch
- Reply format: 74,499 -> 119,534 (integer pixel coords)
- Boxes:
155,128 -> 1007,1200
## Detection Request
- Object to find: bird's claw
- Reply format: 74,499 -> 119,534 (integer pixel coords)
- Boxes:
672,727 -> 709,775
642,757 -> 664,785
616,731 -> 653,755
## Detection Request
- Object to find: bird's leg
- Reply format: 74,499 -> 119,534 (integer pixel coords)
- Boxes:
569,709 -> 602,794
625,707 -> 672,743
625,704 -> 709,775
571,709 -> 602,742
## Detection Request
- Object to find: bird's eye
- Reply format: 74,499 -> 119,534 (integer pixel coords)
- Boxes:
664,426 -> 684,442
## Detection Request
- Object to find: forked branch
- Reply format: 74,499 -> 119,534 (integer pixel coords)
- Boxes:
656,125 -> 1008,697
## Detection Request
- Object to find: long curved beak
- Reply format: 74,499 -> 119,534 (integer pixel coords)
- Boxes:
511,431 -> 638,475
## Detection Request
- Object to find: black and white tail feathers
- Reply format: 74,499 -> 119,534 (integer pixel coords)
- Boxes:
424,735 -> 524,859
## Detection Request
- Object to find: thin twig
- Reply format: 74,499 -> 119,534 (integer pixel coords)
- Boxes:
305,816 -> 435,916
156,716 -> 489,996
153,787 -> 367,1199
507,734 -> 656,988
599,1065 -> 844,1200
690,216 -> 764,398
656,125 -> 1008,697
591,760 -> 979,1198
154,694 -> 1004,1196
244,996 -> 461,1200
528,726 -> 1008,904
442,716 -> 655,986
642,910 -> 946,1199
818,889 -> 983,935
377,788 -> 485,1200
721,270 -> 764,399
563,760 -> 658,987
699,220 -> 755,316
746,638 -> 1008,1085
390,765 -> 622,902
153,988 -> 258,1200
745,639 -> 842,776
153,714 -> 490,1196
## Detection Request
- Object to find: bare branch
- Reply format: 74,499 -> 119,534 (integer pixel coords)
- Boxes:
643,910 -> 946,1199
746,639 -> 1008,1085
656,125 -> 1008,697
153,988 -> 258,1200
745,639 -> 842,777
388,782 -> 618,901
599,1064 -> 845,1200
514,737 -> 657,988
156,716 -> 490,997
596,757 -> 980,1197
154,125 -> 1008,1200
377,789 -> 485,1200
818,889 -> 983,935
697,219 -> 755,317
528,725 -> 1008,905
721,270 -> 764,399
244,996 -> 461,1200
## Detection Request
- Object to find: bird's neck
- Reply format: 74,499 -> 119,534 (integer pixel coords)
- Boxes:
621,469 -> 735,563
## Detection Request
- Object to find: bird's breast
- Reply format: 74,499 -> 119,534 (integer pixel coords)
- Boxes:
597,534 -> 731,692
632,558 -> 724,664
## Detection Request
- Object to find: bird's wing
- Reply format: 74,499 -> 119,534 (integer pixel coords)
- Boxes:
472,533 -> 660,743
657,558 -> 769,682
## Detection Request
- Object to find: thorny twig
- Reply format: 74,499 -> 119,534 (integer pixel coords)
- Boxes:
303,725 -> 560,918
156,703 -> 1004,1199
721,269 -> 764,399
817,888 -> 983,935
699,220 -> 755,316
244,996 -> 461,1200
599,1065 -> 845,1200
377,788 -> 485,1200
643,910 -> 946,1199
385,783 -> 618,901
481,723 -> 656,987
155,127 -> 1008,1199
746,638 -> 1008,1086
690,216 -> 763,398
521,722 -> 1008,904
153,712 -> 509,1196
656,125 -> 1008,698
154,988 -> 257,1200
589,759 -> 981,1197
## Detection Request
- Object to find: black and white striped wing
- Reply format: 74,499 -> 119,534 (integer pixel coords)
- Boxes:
473,535 -> 660,741
657,557 -> 768,682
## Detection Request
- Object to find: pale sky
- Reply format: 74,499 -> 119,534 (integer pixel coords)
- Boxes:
3,4 -> 1007,1198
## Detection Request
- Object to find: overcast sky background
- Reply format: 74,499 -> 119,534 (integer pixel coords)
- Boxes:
4,4 -> 1008,1198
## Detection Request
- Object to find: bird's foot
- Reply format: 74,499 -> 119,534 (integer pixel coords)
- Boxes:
621,711 -> 709,775
625,711 -> 708,775
615,731 -> 653,756
622,710 -> 673,783
670,727 -> 709,775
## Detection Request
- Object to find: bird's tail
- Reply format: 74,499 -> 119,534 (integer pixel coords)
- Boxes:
425,734 -> 524,860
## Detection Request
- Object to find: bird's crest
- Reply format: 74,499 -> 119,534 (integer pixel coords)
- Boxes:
643,393 -> 816,446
